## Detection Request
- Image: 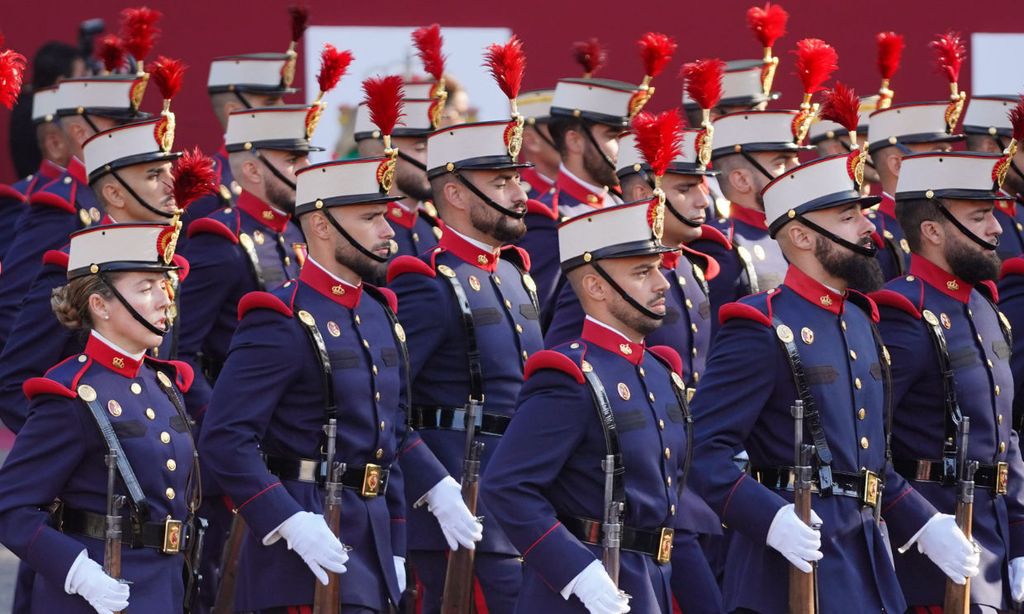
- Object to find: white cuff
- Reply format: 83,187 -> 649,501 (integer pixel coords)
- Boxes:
64,549 -> 89,594
560,559 -> 602,601
898,512 -> 941,554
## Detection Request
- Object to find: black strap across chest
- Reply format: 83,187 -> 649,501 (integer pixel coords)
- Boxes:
582,368 -> 626,508
918,309 -> 963,477
732,237 -> 761,295
79,392 -> 150,520
438,270 -> 485,402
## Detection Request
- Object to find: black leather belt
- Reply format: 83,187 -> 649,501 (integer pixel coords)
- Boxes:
753,466 -> 883,508
265,456 -> 390,497
411,405 -> 512,437
58,506 -> 191,554
894,459 -> 1009,494
559,515 -> 674,565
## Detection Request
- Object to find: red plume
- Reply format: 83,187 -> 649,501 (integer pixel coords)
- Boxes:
412,24 -> 446,81
316,44 -> 353,95
631,109 -> 686,178
793,38 -> 839,95
119,7 -> 162,63
876,32 -> 904,80
173,148 -> 218,209
681,58 -> 726,110
1009,96 -> 1024,144
572,38 -> 607,77
819,83 -> 861,134
0,49 -> 27,110
746,3 -> 789,49
363,75 -> 405,136
637,32 -> 677,79
930,31 -> 966,84
96,35 -> 126,73
147,56 -> 186,101
289,5 -> 309,43
484,36 -> 527,101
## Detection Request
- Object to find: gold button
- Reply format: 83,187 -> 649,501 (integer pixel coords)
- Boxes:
986,359 -> 993,368
131,383 -> 142,394
166,459 -> 176,471
658,419 -> 665,430
375,392 -> 381,401
670,504 -> 676,515
372,365 -> 379,375
679,276 -> 687,286
854,378 -> 862,390
376,448 -> 384,459
515,324 -> 523,334
693,372 -> 700,383
522,351 -> 529,361
648,392 -> 655,402
667,476 -> 673,487
639,367 -> 646,377
996,385 -> 1001,396
363,339 -> 370,348
380,421 -> 386,431
664,448 -> 671,459
690,323 -> 698,333
570,343 -> 580,349
78,355 -> 87,363
860,437 -> 869,449
691,348 -> 698,356
494,276 -> 502,285
160,432 -> 171,444
685,299 -> 693,309
355,315 -> 361,325
145,408 -> 156,420
849,350 -> 857,360
998,415 -> 1004,425
841,321 -> 847,331
504,299 -> 513,309
165,488 -> 175,500
1000,442 -> 1007,453
858,408 -> 866,420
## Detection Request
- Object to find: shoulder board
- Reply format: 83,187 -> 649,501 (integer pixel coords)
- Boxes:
29,190 -> 75,214
681,244 -> 720,281
41,249 -> 70,270
499,244 -> 531,272
647,345 -> 683,376
845,290 -> 880,323
869,289 -> 921,319
870,230 -> 885,249
186,217 -> 238,243
365,284 -> 398,313
23,377 -> 77,401
0,183 -> 26,202
237,291 -> 293,320
698,224 -> 732,250
718,301 -> 771,327
386,255 -> 436,284
526,198 -> 559,220
172,254 -> 190,283
147,358 -> 195,393
977,280 -> 999,303
524,349 -> 585,384
1000,256 -> 1024,279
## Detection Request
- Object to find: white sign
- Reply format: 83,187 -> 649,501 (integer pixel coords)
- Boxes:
971,33 -> 1024,95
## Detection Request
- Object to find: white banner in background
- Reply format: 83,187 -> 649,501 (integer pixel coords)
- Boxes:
303,25 -> 513,164
971,33 -> 1024,95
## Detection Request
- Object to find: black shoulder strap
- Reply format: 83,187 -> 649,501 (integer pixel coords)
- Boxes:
500,251 -> 541,314
920,309 -> 964,480
437,267 -> 484,402
581,366 -> 626,507
295,308 -> 336,422
646,352 -> 695,491
733,240 -> 760,295
237,231 -> 267,291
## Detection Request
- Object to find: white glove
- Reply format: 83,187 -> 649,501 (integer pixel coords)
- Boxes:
915,513 -> 980,585
766,504 -> 823,573
424,476 -> 483,550
395,555 -> 407,594
1010,556 -> 1024,602
64,550 -> 130,614
277,511 -> 350,585
567,560 -> 630,614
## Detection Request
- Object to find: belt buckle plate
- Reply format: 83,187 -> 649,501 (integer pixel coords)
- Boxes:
162,517 -> 183,554
656,527 -> 674,565
997,462 -> 1009,495
362,464 -> 383,497
862,470 -> 881,507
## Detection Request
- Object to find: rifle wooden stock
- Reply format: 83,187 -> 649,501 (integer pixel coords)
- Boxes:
441,440 -> 483,614
789,448 -> 816,614
103,451 -> 124,614
212,512 -> 247,614
314,418 -> 343,614
942,496 -> 974,614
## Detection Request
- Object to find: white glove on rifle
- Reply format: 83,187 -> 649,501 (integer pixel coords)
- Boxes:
766,503 -> 823,573
915,513 -> 980,585
563,560 -> 631,614
1009,556 -> 1024,602
277,511 -> 349,585
64,550 -> 130,614
424,476 -> 483,550
395,555 -> 407,594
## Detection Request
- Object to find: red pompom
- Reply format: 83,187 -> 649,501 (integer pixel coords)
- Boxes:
876,31 -> 904,81
147,56 -> 186,101
819,82 -> 861,134
96,35 -> 126,73
0,48 -> 27,110
173,148 -> 218,209
637,32 -> 676,79
412,24 -> 446,81
930,31 -> 966,84
317,44 -> 353,95
793,38 -> 839,95
363,75 -> 405,136
572,38 -> 607,77
631,109 -> 686,178
289,5 -> 309,43
1010,96 -> 1024,144
746,2 -> 789,49
484,35 -> 527,101
119,7 -> 162,63
681,58 -> 726,110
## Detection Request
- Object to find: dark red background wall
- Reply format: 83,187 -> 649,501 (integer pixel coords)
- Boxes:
2,0 -> 1021,182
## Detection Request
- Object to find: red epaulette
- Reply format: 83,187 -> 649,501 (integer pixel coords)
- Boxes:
237,291 -> 293,320
172,254 -> 190,282
869,289 -> 921,319
846,290 -> 880,324
500,244 -> 532,272
1000,256 -> 1024,279
23,377 -> 77,401
41,250 -> 70,269
368,285 -> 399,312
698,224 -> 731,250
29,191 -> 75,214
386,255 -> 435,284
870,230 -> 885,249
718,302 -> 771,327
526,198 -> 559,220
148,358 -> 195,393
648,345 -> 683,376
978,280 -> 999,303
524,350 -> 585,384
186,218 -> 238,244
0,184 -> 25,202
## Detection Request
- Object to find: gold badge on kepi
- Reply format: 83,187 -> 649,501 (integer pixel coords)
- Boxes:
775,324 -> 794,343
327,321 -> 341,337
107,399 -> 122,417
617,382 -> 631,400
801,327 -> 814,345
468,275 -> 481,292
619,343 -> 634,356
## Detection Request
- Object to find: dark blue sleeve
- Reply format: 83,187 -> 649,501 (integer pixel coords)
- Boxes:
999,274 -> 1024,425
694,240 -> 740,337
542,280 -> 585,349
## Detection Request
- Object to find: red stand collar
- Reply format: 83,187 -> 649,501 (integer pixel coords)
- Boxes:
237,192 -> 291,233
387,201 -> 419,230
521,167 -> 554,191
784,265 -> 845,316
878,193 -> 897,219
997,199 -> 1018,219
299,259 -> 362,309
439,229 -> 500,272
85,334 -> 144,378
661,251 -> 681,271
728,203 -> 768,231
556,170 -> 606,208
67,157 -> 87,185
909,255 -> 972,303
581,318 -> 644,366
39,159 -> 65,180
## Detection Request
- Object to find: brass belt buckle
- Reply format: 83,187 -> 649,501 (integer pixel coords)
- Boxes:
862,470 -> 881,507
656,527 -> 674,565
362,464 -> 383,497
915,460 -> 933,481
997,462 -> 1009,495
162,517 -> 183,554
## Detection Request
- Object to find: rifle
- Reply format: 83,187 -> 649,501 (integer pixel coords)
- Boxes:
183,515 -> 207,613
601,452 -> 624,586
441,397 -> 485,613
212,512 -> 247,614
789,400 -> 818,614
104,450 -> 127,614
943,416 -> 977,614
313,418 -> 345,614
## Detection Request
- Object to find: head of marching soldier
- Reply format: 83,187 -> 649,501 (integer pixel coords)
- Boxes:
710,110 -> 804,211
53,221 -> 182,352
560,201 -> 676,340
763,148 -> 884,293
962,95 -> 1024,200
894,152 -> 1007,284
31,86 -> 73,169
516,89 -> 560,182
682,60 -> 777,126
54,73 -> 152,162
354,97 -> 435,203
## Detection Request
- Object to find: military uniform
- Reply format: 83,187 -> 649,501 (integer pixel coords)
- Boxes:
999,258 -> 1024,428
865,193 -> 911,280
515,90 -> 557,199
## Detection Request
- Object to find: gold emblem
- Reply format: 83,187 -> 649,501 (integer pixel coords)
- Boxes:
79,209 -> 92,226
219,185 -> 232,201
331,284 -> 346,296
112,356 -> 125,369
581,360 -> 593,373
670,371 -> 686,391
753,245 -> 766,261
476,254 -> 490,266
239,233 -> 254,250
801,327 -> 814,345
253,230 -> 265,245
298,310 -> 316,326
394,322 -> 407,343
922,309 -> 939,326
899,238 -> 910,254
863,470 -> 880,507
946,280 -> 959,291
940,313 -> 952,330
438,264 -> 456,278
77,385 -> 97,402
647,194 -> 665,242
617,382 -> 631,400
819,295 -> 833,308
261,210 -> 275,221
504,116 -> 525,158
1000,312 -> 1012,331
361,464 -> 383,497
736,245 -> 753,264
157,371 -> 172,388
997,462 -> 1009,495
619,343 -> 634,356
327,321 -> 341,337
107,399 -> 122,417
89,207 -> 101,222
376,154 -> 397,193
162,518 -> 183,554
390,207 -> 403,218
305,101 -> 326,140
656,527 -> 675,565
468,275 -> 481,292
154,112 -> 175,153
775,324 -> 794,343
424,201 -> 438,218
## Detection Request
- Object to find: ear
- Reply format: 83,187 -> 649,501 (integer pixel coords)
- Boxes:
785,222 -> 815,252
727,166 -> 752,195
565,127 -> 585,157
65,120 -> 90,148
442,179 -> 466,212
241,156 -> 263,186
627,181 -> 649,202
886,150 -> 903,178
100,179 -> 127,212
87,292 -> 109,322
579,269 -> 608,302
919,218 -> 945,247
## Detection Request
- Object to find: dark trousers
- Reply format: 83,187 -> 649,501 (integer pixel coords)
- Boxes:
408,549 -> 523,614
